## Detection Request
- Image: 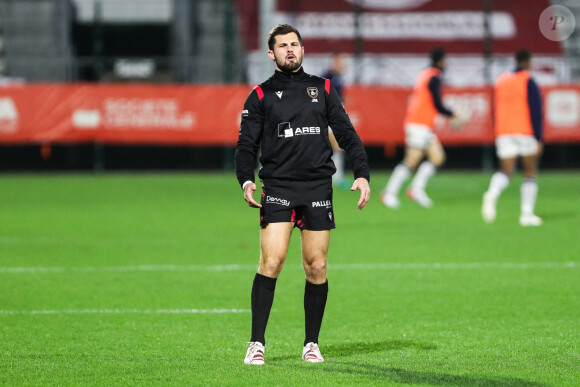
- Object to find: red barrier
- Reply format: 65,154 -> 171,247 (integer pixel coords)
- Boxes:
345,86 -> 495,147
0,83 -> 578,146
541,85 -> 580,143
0,84 -> 250,145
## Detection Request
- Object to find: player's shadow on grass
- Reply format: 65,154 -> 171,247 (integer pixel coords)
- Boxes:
269,339 -> 436,362
271,341 -> 544,386
541,209 -> 578,221
325,339 -> 437,357
325,362 -> 545,387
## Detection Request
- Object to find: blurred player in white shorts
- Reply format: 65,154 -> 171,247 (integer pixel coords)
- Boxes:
482,49 -> 543,226
381,48 -> 461,209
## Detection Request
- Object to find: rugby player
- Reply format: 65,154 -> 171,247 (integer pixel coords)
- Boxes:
482,49 -> 543,226
381,48 -> 460,209
235,24 -> 371,365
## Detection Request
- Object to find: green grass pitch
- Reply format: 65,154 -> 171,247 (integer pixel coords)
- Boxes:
0,172 -> 578,385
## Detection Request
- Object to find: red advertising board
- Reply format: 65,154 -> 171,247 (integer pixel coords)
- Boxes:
0,84 -> 250,145
0,83 -> 578,147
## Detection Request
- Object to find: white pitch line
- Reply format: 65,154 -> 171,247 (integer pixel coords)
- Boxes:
0,261 -> 576,274
0,236 -> 57,244
0,264 -> 258,274
0,308 -> 250,315
330,262 -> 578,270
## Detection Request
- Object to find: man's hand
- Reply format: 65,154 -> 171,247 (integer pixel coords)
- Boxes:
450,113 -> 467,130
243,182 -> 262,208
351,177 -> 371,210
536,141 -> 544,156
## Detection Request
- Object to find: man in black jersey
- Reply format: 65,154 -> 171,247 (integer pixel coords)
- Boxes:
236,24 -> 370,365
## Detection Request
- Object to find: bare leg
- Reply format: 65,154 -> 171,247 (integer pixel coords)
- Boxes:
425,138 -> 446,168
402,146 -> 426,169
499,157 -> 517,177
258,222 -> 294,278
408,142 -> 442,208
301,229 -> 329,284
521,153 -> 539,179
410,139 -> 444,192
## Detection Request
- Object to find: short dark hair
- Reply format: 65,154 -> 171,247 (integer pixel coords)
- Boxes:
515,49 -> 531,64
430,47 -> 446,65
267,24 -> 302,51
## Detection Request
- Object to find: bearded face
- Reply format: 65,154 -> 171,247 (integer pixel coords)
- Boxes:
269,33 -> 304,73
273,49 -> 303,72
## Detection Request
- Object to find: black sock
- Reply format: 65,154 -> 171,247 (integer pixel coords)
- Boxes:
304,279 -> 328,346
250,273 -> 277,345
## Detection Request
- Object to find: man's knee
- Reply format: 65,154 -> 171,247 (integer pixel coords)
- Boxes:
303,257 -> 327,283
499,158 -> 516,177
405,158 -> 422,170
522,156 -> 539,178
427,145 -> 445,167
429,154 -> 445,168
304,257 -> 327,272
259,255 -> 286,278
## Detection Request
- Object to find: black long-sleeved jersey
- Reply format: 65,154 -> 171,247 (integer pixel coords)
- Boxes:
235,67 -> 370,188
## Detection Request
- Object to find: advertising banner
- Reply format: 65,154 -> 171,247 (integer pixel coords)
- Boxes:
0,83 -> 578,147
0,84 -> 249,145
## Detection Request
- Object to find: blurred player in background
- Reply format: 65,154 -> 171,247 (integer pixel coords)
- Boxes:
323,52 -> 349,189
236,24 -> 371,365
381,48 -> 462,209
482,49 -> 543,226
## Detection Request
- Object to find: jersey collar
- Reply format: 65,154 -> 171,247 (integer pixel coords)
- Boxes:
274,67 -> 306,81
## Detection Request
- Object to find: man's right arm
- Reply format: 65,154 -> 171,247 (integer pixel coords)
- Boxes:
428,76 -> 454,117
235,88 -> 264,189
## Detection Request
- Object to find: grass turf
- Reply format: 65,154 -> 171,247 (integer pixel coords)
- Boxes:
0,172 -> 578,386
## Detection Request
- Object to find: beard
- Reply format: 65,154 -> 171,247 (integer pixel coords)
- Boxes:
274,53 -> 303,72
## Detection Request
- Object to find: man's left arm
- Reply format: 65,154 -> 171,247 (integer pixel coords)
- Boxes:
527,78 -> 543,141
326,84 -> 371,209
428,76 -> 454,117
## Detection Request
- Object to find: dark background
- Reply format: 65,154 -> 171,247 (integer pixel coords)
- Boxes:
1,144 -> 578,172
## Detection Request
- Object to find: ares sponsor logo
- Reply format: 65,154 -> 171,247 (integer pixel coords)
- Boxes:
277,122 -> 321,138
266,195 -> 290,206
312,200 -> 332,208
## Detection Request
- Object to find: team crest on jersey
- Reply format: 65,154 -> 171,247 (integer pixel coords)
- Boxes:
307,87 -> 318,102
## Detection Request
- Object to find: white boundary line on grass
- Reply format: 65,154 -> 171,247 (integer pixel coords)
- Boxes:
0,308 -> 250,315
0,261 -> 576,274
332,262 -> 578,270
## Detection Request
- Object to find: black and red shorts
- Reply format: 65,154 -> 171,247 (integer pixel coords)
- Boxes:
260,178 -> 335,231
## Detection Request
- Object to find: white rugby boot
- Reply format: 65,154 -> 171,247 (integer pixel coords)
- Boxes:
519,214 -> 543,227
302,342 -> 324,363
406,188 -> 433,208
244,342 -> 265,365
481,192 -> 497,223
380,192 -> 400,209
